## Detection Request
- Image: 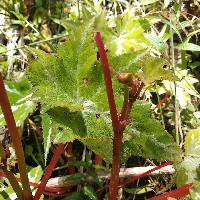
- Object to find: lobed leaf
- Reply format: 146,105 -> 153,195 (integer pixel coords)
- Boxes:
122,100 -> 182,162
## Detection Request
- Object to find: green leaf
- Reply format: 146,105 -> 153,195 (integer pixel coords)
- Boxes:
0,44 -> 7,54
0,78 -> 34,126
144,33 -> 167,51
27,18 -> 117,162
82,185 -> 98,200
0,186 -> 17,200
65,173 -> 85,183
27,17 -> 106,112
48,101 -> 113,163
176,128 -> 200,187
176,42 -> 200,51
61,192 -> 82,200
28,166 -> 43,183
27,16 -> 181,164
162,68 -> 199,109
190,180 -> 200,199
122,100 -> 182,162
108,50 -> 146,74
136,56 -> 179,85
107,14 -> 158,55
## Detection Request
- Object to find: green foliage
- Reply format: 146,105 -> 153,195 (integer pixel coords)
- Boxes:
136,56 -> 179,85
61,192 -> 82,200
27,15 -> 181,164
162,68 -> 200,110
27,17 -> 100,113
0,166 -> 43,199
189,180 -> 200,199
122,100 -> 182,162
106,13 -> 158,55
0,77 -> 34,126
176,42 -> 200,52
175,128 -> 200,187
82,185 -> 98,200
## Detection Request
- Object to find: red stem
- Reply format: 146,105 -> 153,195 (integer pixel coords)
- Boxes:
120,161 -> 172,187
34,144 -> 65,200
0,73 -> 33,200
148,183 -> 192,200
66,142 -> 75,174
2,167 -> 24,199
94,32 -> 120,131
0,171 -> 68,193
94,32 -> 122,200
95,154 -> 103,165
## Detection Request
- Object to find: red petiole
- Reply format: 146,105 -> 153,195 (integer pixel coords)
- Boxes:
0,73 -> 33,200
94,32 -> 144,200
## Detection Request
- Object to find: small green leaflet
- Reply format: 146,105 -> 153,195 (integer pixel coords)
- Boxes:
176,42 -> 200,51
176,128 -> 200,187
136,56 -> 179,85
82,185 -> 98,200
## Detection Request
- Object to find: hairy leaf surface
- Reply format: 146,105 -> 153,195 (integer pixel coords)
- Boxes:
122,100 -> 182,162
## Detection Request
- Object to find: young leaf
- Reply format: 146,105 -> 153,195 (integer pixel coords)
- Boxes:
136,56 -> 179,85
176,42 -> 200,51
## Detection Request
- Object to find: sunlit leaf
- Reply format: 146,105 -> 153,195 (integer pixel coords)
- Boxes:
141,0 -> 159,5
176,128 -> 200,187
0,78 -> 34,126
136,56 -> 179,85
176,42 -> 200,51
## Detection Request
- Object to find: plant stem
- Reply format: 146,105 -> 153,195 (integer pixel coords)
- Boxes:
170,11 -> 179,145
148,183 -> 192,200
94,32 -> 122,200
66,142 -> 75,174
155,84 -> 165,129
94,33 -> 120,132
120,161 -> 172,187
32,127 -> 45,168
0,73 -> 33,200
95,154 -> 103,165
34,143 -> 65,200
2,167 -> 24,199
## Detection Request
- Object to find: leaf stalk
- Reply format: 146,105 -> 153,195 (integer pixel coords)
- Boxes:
0,73 -> 33,200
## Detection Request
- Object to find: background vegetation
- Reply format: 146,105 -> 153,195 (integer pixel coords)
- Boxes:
0,0 -> 200,199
